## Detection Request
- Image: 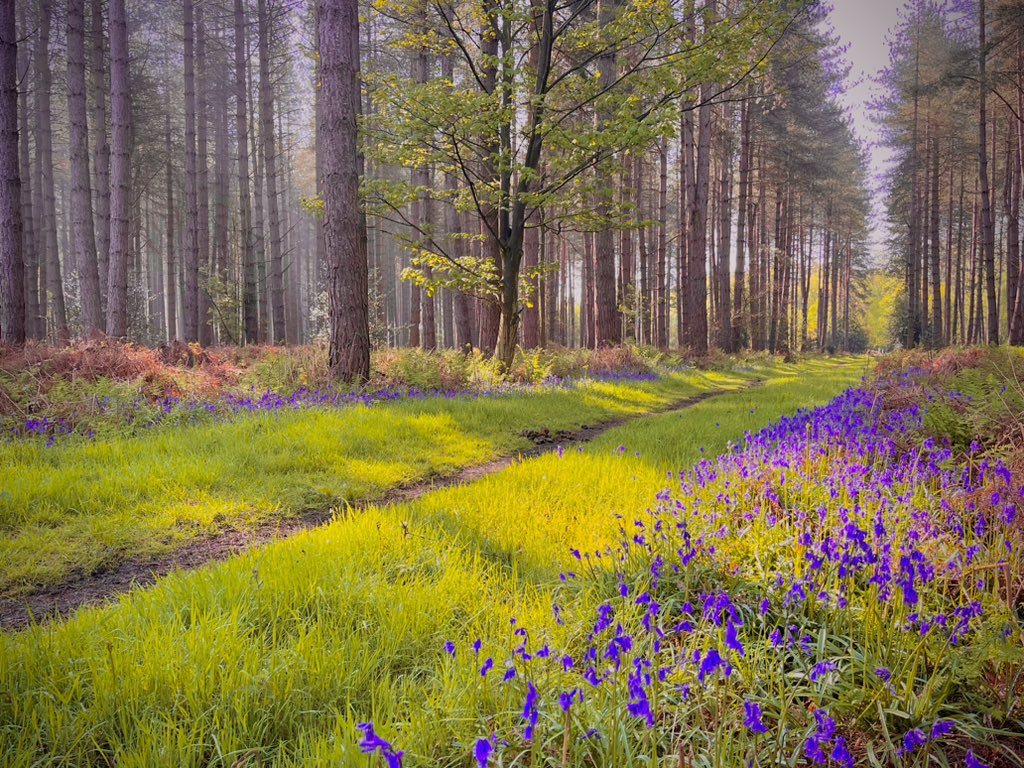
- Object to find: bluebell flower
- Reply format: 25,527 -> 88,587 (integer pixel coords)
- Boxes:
474,737 -> 493,768
357,723 -> 403,768
725,619 -> 744,657
743,701 -> 767,734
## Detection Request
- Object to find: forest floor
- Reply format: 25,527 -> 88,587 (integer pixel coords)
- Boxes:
2,350 -> 1022,767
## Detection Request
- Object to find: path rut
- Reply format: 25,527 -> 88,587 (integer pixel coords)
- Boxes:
0,384 -> 754,630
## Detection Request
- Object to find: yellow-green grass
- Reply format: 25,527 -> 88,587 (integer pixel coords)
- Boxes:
0,368 -> 757,597
0,357 -> 867,767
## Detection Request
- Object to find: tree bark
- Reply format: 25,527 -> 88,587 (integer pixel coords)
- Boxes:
196,2 -> 213,344
717,104 -> 733,351
34,0 -> 66,338
234,0 -> 256,342
17,6 -> 38,339
592,0 -> 621,347
319,0 -> 369,381
0,0 -> 24,342
733,95 -> 750,350
685,0 -> 713,355
90,0 -> 110,295
183,0 -> 200,340
164,112 -> 177,341
978,0 -> 998,344
656,138 -> 668,347
1006,80 -> 1022,344
67,0 -> 103,335
258,0 -> 286,343
105,0 -> 131,337
926,134 -> 940,345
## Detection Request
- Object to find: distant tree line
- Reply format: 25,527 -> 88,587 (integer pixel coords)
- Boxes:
879,0 -> 1024,348
0,0 -> 877,380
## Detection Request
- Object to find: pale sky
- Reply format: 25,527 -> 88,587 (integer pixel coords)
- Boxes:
828,0 -> 906,262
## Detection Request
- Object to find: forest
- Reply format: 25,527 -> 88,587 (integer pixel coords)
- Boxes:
1,0 -> 1023,767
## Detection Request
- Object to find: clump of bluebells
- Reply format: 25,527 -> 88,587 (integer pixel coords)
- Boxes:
2,370 -> 667,447
370,378 -> 1021,766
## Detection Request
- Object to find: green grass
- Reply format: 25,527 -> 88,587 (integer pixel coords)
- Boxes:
0,357 -> 868,767
0,367 -> 759,597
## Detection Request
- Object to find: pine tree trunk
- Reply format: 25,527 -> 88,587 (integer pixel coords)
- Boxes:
907,35 -> 921,347
34,0 -> 67,338
67,0 -> 103,334
1006,89 -> 1022,344
196,3 -> 213,344
105,0 -> 131,337
477,0 -> 501,355
90,0 -> 110,295
686,0 -> 713,355
523,212 -> 540,348
930,134 -> 941,345
319,0 -> 369,381
978,0 -> 998,344
0,0 -> 24,342
17,7 -> 38,339
732,96 -> 750,350
656,139 -> 668,347
234,0 -> 257,343
619,156 -> 634,342
592,0 -> 620,347
636,154 -> 649,344
183,0 -> 200,340
717,105 -> 733,351
258,0 -> 286,343
164,113 -> 177,341
213,20 -> 230,341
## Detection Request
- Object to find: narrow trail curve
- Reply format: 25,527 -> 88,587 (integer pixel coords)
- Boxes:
0,382 -> 759,631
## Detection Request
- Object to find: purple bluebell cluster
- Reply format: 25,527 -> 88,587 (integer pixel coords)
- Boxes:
375,380 -> 1018,765
4,369 -> 670,446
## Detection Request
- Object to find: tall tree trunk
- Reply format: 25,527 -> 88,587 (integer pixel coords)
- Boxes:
105,0 -> 131,337
165,112 -> 177,341
319,0 -> 369,381
637,154 -> 650,344
0,0 -> 24,342
17,7 -> 38,339
409,30 -> 433,349
1011,37 -> 1024,345
686,0 -> 713,355
717,105 -> 733,351
592,0 -> 620,346
196,2 -> 213,344
235,0 -> 257,343
921,122 -> 931,342
522,214 -> 540,348
907,31 -> 921,347
930,134 -> 941,345
656,138 -> 668,347
90,0 -> 110,295
1006,94 -> 1022,344
732,96 -> 750,350
583,229 -> 594,348
34,0 -> 66,338
619,155 -> 634,342
213,20 -> 230,341
258,0 -> 286,343
67,0 -> 103,335
978,0 -> 998,344
477,0 -> 501,355
183,0 -> 200,340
